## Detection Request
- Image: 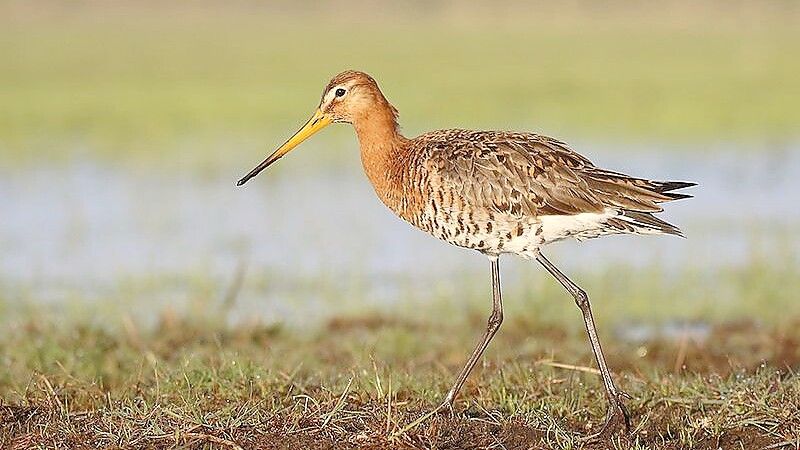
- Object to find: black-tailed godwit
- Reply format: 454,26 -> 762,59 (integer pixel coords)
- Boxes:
238,70 -> 694,436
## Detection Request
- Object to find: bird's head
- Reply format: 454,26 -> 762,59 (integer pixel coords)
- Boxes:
237,70 -> 395,186
320,70 -> 388,124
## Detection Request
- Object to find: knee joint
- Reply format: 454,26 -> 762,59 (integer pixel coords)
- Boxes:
487,311 -> 503,331
573,289 -> 589,308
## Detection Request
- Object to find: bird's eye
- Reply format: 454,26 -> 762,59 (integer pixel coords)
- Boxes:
335,88 -> 346,97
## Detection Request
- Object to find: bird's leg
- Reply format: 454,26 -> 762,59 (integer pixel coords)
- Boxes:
535,252 -> 631,437
438,257 -> 503,411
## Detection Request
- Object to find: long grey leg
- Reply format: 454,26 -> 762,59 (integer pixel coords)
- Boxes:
536,252 -> 631,432
439,256 -> 503,409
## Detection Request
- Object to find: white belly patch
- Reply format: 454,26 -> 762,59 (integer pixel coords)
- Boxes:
538,210 -> 618,244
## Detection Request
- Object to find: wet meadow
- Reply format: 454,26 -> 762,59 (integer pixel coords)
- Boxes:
2,2 -> 799,449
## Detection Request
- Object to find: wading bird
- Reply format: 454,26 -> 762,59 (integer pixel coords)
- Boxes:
237,71 -> 694,437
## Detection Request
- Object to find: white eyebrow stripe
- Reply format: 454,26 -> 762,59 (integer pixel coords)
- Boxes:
324,85 -> 344,103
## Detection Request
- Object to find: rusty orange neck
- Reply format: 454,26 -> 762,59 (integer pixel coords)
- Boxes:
352,101 -> 411,211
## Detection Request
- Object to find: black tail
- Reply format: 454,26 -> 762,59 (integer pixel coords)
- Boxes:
623,180 -> 695,236
652,180 -> 697,201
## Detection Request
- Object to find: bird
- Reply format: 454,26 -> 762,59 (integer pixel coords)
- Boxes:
237,70 -> 694,437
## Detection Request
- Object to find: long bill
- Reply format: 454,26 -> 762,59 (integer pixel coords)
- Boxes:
237,109 -> 333,186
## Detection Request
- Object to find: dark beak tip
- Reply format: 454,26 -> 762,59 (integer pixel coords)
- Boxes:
236,178 -> 247,186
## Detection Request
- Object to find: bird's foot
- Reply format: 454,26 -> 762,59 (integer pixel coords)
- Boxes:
434,394 -> 456,415
581,391 -> 632,441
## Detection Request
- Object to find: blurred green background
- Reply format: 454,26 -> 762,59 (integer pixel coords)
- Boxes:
1,1 -> 798,166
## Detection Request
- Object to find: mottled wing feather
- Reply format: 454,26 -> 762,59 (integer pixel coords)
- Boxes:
420,130 -> 676,218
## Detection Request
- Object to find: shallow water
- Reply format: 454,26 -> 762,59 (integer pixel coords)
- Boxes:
2,143 -> 799,322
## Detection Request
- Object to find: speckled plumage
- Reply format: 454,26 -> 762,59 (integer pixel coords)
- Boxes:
358,127 -> 692,259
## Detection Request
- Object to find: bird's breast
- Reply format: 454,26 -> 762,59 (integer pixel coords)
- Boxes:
360,143 -> 547,257
366,163 -> 543,257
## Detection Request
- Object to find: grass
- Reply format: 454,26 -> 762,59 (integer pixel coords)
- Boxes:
2,260 -> 799,449
1,2 -> 799,166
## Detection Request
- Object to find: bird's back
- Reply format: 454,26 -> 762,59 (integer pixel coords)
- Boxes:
383,129 -> 694,257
